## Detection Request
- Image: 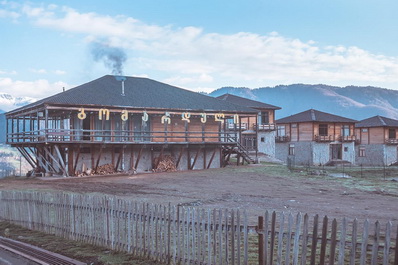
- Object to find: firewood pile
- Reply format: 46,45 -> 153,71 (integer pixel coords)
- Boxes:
153,155 -> 177,172
76,163 -> 117,177
95,164 -> 117,175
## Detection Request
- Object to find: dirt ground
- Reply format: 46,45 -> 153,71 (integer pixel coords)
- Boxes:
0,164 -> 397,225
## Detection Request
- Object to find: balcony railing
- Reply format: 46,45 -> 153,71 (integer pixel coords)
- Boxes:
227,123 -> 248,130
6,129 -> 238,144
385,138 -> 398,145
253,123 -> 276,131
339,135 -> 357,142
275,135 -> 290,142
314,135 -> 335,142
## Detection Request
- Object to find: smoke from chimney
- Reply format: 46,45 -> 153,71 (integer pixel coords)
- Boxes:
91,42 -> 127,75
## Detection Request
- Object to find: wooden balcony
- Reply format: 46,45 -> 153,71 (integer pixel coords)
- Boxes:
339,135 -> 357,142
6,129 -> 238,145
275,136 -> 290,142
253,123 -> 276,131
227,123 -> 248,130
314,135 -> 335,142
385,138 -> 398,145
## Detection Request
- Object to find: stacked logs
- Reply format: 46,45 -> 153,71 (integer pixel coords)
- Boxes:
95,164 -> 117,175
153,155 -> 177,172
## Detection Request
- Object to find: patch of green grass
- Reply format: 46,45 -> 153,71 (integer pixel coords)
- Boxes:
0,221 -> 161,265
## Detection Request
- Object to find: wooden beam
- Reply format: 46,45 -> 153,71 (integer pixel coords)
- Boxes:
43,146 -> 65,175
155,145 -> 165,169
94,145 -> 104,173
134,145 -> 144,170
43,146 -> 63,174
54,145 -> 68,177
16,147 -> 35,168
203,147 -> 206,169
115,147 -> 123,171
190,147 -> 202,170
130,145 -> 134,170
175,146 -> 184,168
207,148 -> 217,169
73,145 -> 82,175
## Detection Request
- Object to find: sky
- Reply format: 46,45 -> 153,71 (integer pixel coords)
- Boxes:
1,0 -> 398,101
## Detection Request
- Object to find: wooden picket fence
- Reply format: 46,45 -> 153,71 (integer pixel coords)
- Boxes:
0,190 -> 397,264
257,211 -> 398,265
0,190 -> 250,265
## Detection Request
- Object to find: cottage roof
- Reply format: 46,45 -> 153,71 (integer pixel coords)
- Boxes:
355,115 -> 398,128
276,109 -> 357,124
7,75 -> 256,114
216,93 -> 281,110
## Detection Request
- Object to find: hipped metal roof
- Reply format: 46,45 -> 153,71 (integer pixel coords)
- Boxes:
356,115 -> 398,128
7,75 -> 257,115
276,109 -> 357,123
216,93 -> 281,110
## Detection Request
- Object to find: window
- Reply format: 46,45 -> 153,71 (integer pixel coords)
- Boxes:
362,128 -> 368,132
359,147 -> 366,157
260,112 -> 269,124
389,129 -> 396,139
291,123 -> 297,128
319,124 -> 328,136
261,137 -> 265,142
289,144 -> 295,155
277,125 -> 286,136
341,125 -> 350,136
344,147 -> 348,152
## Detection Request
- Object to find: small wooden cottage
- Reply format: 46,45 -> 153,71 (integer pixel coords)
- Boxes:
355,115 -> 398,166
275,109 -> 357,165
216,94 -> 281,158
5,75 -> 257,176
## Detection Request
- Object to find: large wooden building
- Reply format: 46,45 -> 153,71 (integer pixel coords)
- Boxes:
5,75 -> 258,176
275,109 -> 357,165
355,115 -> 398,166
216,94 -> 281,158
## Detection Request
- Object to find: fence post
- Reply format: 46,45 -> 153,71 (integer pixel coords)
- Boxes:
258,216 -> 264,265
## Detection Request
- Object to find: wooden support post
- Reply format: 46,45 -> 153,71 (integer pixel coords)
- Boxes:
73,145 -> 81,175
258,216 -> 264,265
43,146 -> 63,174
175,146 -> 184,168
187,147 -> 191,170
54,144 -> 69,177
134,145 -> 144,170
16,147 -> 35,168
115,147 -> 123,171
203,147 -> 206,169
155,145 -> 165,169
207,148 -> 217,169
130,145 -> 134,170
190,147 -> 202,170
255,113 -> 259,163
94,145 -> 104,173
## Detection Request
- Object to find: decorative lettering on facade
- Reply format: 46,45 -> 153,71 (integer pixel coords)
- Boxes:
181,112 -> 191,123
77,108 -> 86,120
161,112 -> 171,124
215,113 -> 224,122
142,111 -> 149,122
75,108 -> 238,124
98,109 -> 110,120
200,113 -> 207,123
121,110 -> 128,121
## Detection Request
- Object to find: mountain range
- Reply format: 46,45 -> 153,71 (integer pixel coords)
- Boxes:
1,84 -> 398,143
209,84 -> 398,121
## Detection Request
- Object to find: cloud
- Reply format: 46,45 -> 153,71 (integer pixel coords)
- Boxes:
0,69 -> 17,75
2,2 -> 398,90
29,68 -> 47,74
54,70 -> 66,75
0,77 -> 68,98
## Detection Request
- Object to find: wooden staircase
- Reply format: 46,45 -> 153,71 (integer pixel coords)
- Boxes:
222,142 -> 256,166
